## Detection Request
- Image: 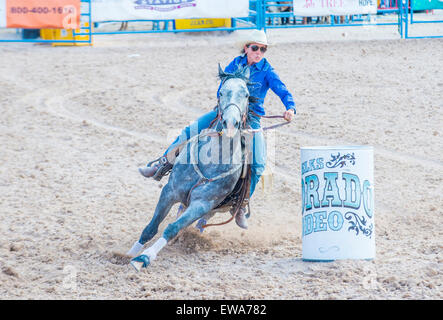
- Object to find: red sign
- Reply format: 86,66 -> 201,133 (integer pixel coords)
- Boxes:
6,0 -> 80,29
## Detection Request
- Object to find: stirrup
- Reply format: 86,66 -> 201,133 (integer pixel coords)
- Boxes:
234,205 -> 249,229
151,156 -> 173,181
240,199 -> 251,219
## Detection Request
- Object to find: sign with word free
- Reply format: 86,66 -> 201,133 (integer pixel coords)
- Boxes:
293,0 -> 377,16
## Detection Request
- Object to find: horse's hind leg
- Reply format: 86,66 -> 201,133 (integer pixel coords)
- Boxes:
130,200 -> 212,271
127,183 -> 178,257
162,200 -> 213,241
196,210 -> 216,233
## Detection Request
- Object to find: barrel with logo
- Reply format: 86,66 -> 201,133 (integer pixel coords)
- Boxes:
300,146 -> 375,261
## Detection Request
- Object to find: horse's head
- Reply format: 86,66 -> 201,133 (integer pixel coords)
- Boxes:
218,64 -> 251,138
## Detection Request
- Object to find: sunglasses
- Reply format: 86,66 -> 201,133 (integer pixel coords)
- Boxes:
248,44 -> 267,53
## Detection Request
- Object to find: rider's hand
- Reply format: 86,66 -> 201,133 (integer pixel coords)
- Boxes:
283,109 -> 295,122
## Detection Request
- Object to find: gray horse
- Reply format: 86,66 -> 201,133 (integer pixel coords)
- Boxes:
127,65 -> 255,271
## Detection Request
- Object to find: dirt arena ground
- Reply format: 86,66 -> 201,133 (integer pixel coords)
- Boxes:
0,26 -> 442,299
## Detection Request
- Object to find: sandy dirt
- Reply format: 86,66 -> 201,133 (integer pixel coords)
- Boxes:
0,26 -> 442,300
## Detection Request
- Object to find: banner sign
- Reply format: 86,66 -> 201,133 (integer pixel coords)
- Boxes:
293,0 -> 377,16
0,1 -> 5,28
0,0 -> 80,29
90,0 -> 250,22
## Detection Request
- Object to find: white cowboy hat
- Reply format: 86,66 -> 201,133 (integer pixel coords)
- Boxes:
239,29 -> 269,49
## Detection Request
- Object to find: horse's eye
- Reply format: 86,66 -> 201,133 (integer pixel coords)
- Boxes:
219,92 -> 223,97
245,93 -> 249,98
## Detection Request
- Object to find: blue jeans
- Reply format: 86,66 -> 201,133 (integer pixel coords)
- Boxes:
163,110 -> 266,197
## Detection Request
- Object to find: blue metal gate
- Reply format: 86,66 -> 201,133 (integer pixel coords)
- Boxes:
399,0 -> 443,38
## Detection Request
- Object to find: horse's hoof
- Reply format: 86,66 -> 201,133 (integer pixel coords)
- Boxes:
130,255 -> 150,272
195,218 -> 207,233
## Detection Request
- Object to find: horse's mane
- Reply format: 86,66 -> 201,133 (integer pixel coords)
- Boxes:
218,65 -> 260,104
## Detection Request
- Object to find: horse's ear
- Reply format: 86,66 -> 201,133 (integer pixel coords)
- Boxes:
218,63 -> 225,77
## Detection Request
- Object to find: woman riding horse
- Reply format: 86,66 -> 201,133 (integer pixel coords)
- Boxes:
139,29 -> 296,229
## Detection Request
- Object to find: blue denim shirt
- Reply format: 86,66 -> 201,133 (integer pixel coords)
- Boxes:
217,54 -> 296,116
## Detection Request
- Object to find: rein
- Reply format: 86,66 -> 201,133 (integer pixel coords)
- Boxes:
244,109 -> 292,133
211,101 -> 292,135
154,103 -> 292,184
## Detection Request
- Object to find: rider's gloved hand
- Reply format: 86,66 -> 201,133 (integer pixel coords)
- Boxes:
283,109 -> 295,122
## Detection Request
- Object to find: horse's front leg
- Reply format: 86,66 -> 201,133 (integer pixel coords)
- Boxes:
130,199 -> 213,271
127,183 -> 178,258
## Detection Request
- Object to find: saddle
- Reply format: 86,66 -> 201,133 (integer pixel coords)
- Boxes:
213,162 -> 251,214
194,137 -> 253,229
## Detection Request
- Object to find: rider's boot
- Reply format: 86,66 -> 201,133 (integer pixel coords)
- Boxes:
138,164 -> 160,178
139,156 -> 173,181
234,206 -> 248,229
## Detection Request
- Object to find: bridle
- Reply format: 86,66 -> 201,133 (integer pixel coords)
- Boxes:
209,100 -> 248,133
222,102 -> 248,126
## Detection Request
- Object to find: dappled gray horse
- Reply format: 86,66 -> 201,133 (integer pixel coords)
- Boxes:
127,66 -> 254,271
